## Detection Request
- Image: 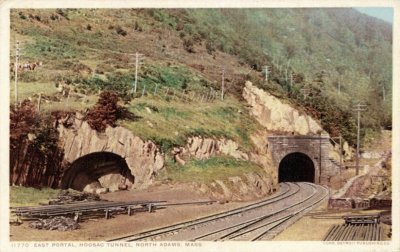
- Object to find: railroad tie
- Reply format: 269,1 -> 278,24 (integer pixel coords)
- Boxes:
332,225 -> 344,241
362,224 -> 369,240
373,224 -> 378,241
339,224 -> 350,240
371,224 -> 376,241
323,225 -> 336,241
364,224 -> 370,241
337,225 -> 348,241
336,225 -> 345,241
369,224 -> 374,241
361,224 -> 368,240
342,224 -> 353,240
328,225 -> 341,241
347,224 -> 357,240
353,225 -> 361,241
329,225 -> 340,241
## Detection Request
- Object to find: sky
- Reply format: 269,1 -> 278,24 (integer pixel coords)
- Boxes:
355,7 -> 393,23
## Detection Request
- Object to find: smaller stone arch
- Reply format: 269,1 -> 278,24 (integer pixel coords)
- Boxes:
61,152 -> 135,193
278,152 -> 315,183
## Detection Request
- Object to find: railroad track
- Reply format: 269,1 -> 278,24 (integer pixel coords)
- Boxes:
11,200 -> 166,220
108,182 -> 329,241
12,199 -> 217,220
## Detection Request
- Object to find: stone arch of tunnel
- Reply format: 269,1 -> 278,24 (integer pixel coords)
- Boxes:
278,152 -> 315,183
61,152 -> 135,192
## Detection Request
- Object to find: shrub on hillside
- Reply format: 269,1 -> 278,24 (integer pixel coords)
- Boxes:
205,40 -> 216,55
85,91 -> 136,132
116,25 -> 127,36
10,100 -> 38,147
183,37 -> 195,53
10,101 -> 61,153
18,12 -> 27,20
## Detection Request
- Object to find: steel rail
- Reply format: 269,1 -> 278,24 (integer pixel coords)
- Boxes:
249,183 -> 329,241
13,200 -> 166,217
215,183 -> 320,241
107,182 -> 298,241
13,200 -> 163,213
109,182 -> 329,242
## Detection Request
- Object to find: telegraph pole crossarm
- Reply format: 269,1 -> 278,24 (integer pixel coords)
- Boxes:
300,88 -> 310,100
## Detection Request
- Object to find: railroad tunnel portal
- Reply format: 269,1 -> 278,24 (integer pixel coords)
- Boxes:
61,152 -> 135,193
278,152 -> 315,182
268,135 -> 336,185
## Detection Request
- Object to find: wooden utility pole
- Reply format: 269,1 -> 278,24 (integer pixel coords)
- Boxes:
37,93 -> 42,112
290,72 -> 294,86
300,88 -> 310,100
331,136 -> 343,187
133,52 -> 144,93
153,83 -> 158,95
14,40 -> 20,106
353,103 -> 367,175
264,66 -> 270,82
142,84 -> 146,96
221,66 -> 225,101
285,59 -> 291,83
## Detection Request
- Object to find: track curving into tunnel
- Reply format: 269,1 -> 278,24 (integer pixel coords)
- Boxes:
278,152 -> 315,183
108,182 -> 329,241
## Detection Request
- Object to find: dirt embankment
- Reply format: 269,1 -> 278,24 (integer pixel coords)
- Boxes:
335,130 -> 392,199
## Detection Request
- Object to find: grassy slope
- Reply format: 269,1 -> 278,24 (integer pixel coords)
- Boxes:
10,8 -> 392,143
123,95 -> 260,152
10,186 -> 60,207
8,9 -> 391,185
160,156 -> 265,184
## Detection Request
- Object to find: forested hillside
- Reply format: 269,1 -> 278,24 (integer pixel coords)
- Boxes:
10,8 -> 392,146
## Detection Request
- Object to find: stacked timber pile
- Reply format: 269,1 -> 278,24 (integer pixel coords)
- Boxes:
48,189 -> 102,205
29,216 -> 80,231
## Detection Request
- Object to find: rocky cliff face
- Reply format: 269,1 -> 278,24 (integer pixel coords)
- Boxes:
172,136 -> 249,163
169,134 -> 278,201
196,172 -> 277,202
58,113 -> 164,190
243,81 -> 324,135
10,139 -> 64,187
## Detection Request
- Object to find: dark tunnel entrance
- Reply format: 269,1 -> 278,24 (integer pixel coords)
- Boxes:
278,152 -> 315,183
61,152 -> 135,193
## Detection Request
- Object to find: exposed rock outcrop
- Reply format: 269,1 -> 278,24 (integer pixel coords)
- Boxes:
171,136 -> 249,163
58,113 -> 164,189
243,81 -> 323,135
10,138 -> 64,187
167,133 -> 278,201
186,136 -> 248,160
196,172 -> 276,201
